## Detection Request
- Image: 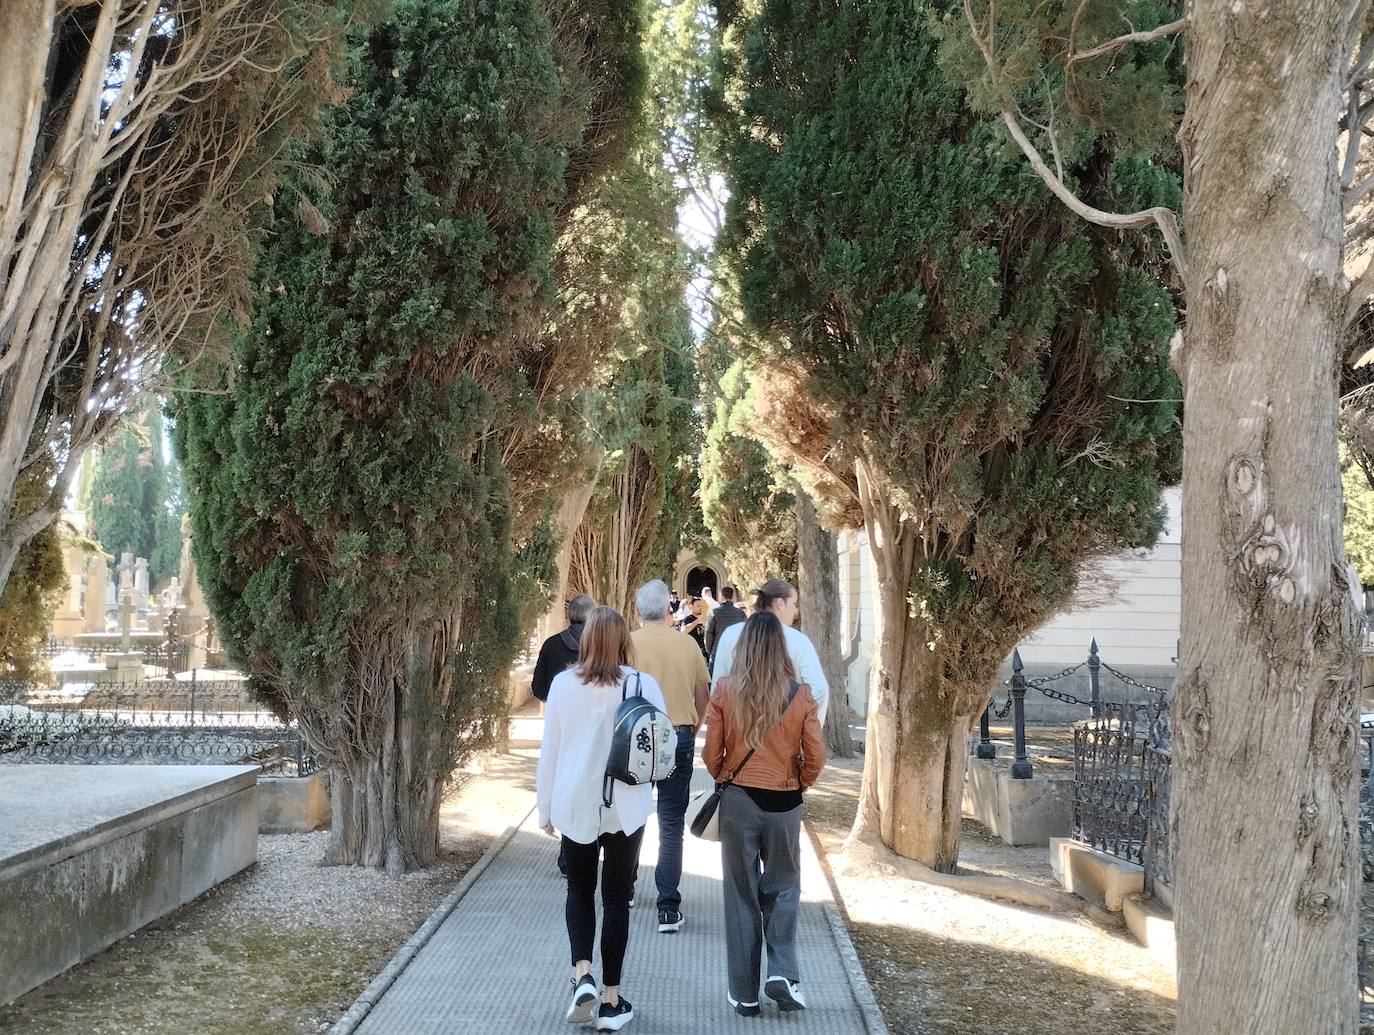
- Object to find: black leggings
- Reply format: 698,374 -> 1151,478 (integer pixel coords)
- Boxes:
563,827 -> 644,987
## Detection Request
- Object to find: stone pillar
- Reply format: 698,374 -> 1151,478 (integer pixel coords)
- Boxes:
83,553 -> 109,633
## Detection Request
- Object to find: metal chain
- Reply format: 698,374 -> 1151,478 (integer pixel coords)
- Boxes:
1024,661 -> 1087,685
1101,662 -> 1169,696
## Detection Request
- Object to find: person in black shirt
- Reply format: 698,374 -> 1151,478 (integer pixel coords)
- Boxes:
532,593 -> 597,703
704,586 -> 746,670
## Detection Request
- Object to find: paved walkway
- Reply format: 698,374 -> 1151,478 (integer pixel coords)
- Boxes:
344,763 -> 886,1034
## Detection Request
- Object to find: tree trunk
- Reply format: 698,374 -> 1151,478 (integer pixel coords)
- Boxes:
538,462 -> 601,643
1174,4 -> 1361,1029
848,475 -> 981,871
322,628 -> 453,873
796,488 -> 854,756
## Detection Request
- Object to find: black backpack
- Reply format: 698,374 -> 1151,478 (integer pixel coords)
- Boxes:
602,671 -> 677,807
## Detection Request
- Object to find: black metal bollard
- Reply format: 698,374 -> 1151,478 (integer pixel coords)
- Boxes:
1011,649 -> 1033,779
976,704 -> 996,759
1088,638 -> 1102,719
189,668 -> 197,725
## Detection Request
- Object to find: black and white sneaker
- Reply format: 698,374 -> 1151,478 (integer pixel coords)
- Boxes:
727,993 -> 760,1017
595,997 -> 634,1031
566,974 -> 598,1023
765,977 -> 806,1011
657,908 -> 683,933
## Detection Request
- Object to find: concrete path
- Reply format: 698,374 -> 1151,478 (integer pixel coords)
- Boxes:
344,764 -> 887,1034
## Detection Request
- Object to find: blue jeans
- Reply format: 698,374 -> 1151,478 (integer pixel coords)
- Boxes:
654,728 -> 696,912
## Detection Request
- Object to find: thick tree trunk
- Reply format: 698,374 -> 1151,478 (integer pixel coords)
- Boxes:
322,628 -> 454,873
796,488 -> 854,756
1174,4 -> 1361,1030
848,476 -> 981,871
538,465 -> 601,643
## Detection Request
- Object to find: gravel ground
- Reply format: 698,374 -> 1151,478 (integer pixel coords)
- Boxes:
806,755 -> 1177,1035
0,752 -> 538,1035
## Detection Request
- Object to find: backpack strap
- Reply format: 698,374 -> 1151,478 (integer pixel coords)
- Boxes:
620,670 -> 643,701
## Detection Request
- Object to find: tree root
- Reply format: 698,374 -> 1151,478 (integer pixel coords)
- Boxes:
835,832 -> 1119,925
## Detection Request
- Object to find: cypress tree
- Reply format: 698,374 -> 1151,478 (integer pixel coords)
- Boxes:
177,0 -> 624,870
714,0 -> 1181,869
88,402 -> 180,584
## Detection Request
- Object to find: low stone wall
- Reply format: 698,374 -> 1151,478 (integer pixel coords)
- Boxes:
962,758 -> 1073,846
259,770 -> 331,833
0,765 -> 259,1005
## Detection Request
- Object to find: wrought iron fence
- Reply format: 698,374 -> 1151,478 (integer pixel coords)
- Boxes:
41,638 -> 193,675
0,677 -> 317,775
1071,699 -> 1172,891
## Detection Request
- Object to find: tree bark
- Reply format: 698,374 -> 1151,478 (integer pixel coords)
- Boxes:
1173,4 -> 1361,1030
848,472 -> 982,871
322,627 -> 455,873
796,488 -> 854,756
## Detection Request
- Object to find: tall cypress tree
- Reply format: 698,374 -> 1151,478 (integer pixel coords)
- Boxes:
714,0 -> 1181,869
177,0 -> 630,871
88,402 -> 180,584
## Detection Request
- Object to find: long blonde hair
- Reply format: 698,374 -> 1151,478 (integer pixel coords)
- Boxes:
576,606 -> 635,686
729,612 -> 797,748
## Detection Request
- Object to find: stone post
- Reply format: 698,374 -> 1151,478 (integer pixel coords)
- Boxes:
82,553 -> 108,633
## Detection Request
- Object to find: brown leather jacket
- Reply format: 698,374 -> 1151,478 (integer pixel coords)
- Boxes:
703,678 -> 826,792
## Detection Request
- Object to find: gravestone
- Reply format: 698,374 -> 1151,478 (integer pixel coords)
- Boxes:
105,554 -> 144,681
134,557 -> 149,598
82,553 -> 108,633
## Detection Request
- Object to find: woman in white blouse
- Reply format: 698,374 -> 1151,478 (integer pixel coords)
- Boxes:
537,605 -> 667,1033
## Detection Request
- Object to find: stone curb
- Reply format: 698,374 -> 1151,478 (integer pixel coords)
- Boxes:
806,824 -> 892,1035
328,804 -> 534,1035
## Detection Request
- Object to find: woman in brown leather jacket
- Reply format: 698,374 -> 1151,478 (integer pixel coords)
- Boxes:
703,611 -> 826,1017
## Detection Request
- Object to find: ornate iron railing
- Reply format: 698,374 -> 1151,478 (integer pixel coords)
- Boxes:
41,639 -> 192,675
1070,698 -> 1171,890
0,678 -> 317,775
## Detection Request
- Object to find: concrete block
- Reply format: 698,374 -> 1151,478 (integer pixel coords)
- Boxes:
963,758 -> 1072,846
259,771 -> 331,833
0,765 -> 259,1005
1123,892 -> 1176,970
1049,836 -> 1144,911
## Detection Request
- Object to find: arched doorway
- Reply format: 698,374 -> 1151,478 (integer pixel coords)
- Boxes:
685,565 -> 718,598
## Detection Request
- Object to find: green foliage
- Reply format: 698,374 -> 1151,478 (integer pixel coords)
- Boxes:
0,470 -> 69,678
88,402 -> 182,586
701,354 -> 797,588
1345,449 -> 1374,586
177,0 -> 583,730
715,0 -> 1182,684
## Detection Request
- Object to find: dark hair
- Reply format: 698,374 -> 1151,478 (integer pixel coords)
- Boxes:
751,578 -> 796,613
567,593 -> 597,625
721,585 -> 736,602
576,607 -> 634,686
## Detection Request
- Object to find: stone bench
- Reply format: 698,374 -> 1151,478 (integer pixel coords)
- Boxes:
0,765 -> 259,1005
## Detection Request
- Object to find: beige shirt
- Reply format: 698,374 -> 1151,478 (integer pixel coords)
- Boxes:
631,623 -> 710,727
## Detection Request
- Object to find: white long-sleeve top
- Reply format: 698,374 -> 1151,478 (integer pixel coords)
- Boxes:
536,665 -> 668,844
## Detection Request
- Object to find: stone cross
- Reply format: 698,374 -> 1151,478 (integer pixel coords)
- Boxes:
118,587 -> 135,651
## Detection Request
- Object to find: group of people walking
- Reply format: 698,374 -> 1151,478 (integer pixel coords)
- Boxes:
533,578 -> 830,1031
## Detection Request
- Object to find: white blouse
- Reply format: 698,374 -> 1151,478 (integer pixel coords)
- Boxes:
536,665 -> 669,844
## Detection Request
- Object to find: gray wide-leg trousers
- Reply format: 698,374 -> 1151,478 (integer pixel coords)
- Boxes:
718,784 -> 803,1003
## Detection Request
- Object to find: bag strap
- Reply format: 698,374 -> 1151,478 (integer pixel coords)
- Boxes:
720,682 -> 801,789
620,670 -> 643,702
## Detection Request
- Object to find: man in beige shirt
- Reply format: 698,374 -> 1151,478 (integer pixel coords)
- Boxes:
631,579 -> 709,933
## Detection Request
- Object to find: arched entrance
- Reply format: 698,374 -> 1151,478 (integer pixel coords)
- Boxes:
684,565 -> 718,598
672,548 -> 729,600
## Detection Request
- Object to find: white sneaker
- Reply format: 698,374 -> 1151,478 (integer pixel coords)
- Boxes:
765,976 -> 806,1011
566,974 -> 598,1023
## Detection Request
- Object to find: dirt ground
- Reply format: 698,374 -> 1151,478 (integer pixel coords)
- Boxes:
805,755 -> 1178,1035
0,752 -> 538,1035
